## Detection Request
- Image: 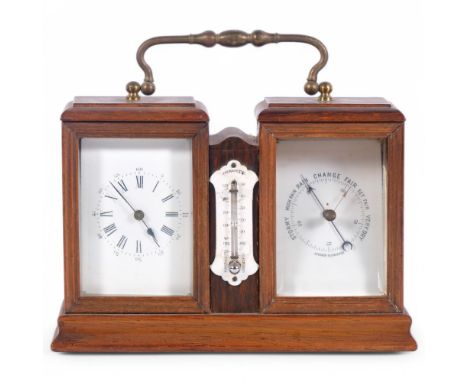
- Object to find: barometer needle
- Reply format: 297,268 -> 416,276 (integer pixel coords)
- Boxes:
334,185 -> 351,211
300,174 -> 326,211
300,175 -> 353,252
109,181 -> 160,247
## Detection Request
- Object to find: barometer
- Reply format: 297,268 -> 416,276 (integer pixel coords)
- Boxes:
52,30 -> 416,352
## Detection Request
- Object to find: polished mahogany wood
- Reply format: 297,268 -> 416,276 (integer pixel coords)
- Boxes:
59,98 -> 210,314
52,308 -> 416,352
62,96 -> 208,122
52,96 -> 416,353
209,128 -> 259,312
256,97 -> 405,123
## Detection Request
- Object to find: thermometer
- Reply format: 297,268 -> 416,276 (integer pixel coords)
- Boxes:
210,160 -> 258,286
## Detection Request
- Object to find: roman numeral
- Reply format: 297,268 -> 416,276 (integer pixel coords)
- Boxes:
136,175 -> 143,189
103,223 -> 117,236
117,179 -> 128,192
161,225 -> 175,236
105,194 -> 117,200
152,181 -> 160,192
116,235 -> 128,249
165,211 -> 179,217
136,240 -> 142,253
161,194 -> 174,203
99,210 -> 113,217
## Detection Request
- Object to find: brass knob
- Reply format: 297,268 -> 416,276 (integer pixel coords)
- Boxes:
318,81 -> 333,102
126,81 -> 141,101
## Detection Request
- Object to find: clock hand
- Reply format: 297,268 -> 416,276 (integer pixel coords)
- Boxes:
109,181 -> 136,212
300,175 -> 353,252
142,222 -> 160,247
110,181 -> 160,247
133,210 -> 161,247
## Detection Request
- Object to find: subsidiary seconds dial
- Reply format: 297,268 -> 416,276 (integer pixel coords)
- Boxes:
94,169 -> 189,259
284,171 -> 371,257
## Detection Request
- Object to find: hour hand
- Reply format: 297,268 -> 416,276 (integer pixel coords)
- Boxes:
145,226 -> 160,247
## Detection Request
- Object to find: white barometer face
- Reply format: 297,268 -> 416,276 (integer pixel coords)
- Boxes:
79,138 -> 193,296
276,139 -> 387,297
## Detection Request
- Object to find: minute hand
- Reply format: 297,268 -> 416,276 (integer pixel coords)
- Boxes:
109,181 -> 136,212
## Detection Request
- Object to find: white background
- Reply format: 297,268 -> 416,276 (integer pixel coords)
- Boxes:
1,0 -> 467,380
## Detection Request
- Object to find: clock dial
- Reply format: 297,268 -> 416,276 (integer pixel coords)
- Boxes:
79,138 -> 193,296
284,172 -> 371,257
276,139 -> 386,297
95,171 -> 185,259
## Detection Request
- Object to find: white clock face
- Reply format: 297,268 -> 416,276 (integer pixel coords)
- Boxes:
97,172 -> 184,258
79,138 -> 193,296
276,139 -> 386,297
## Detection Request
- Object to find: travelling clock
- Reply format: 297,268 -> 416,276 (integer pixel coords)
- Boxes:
52,30 -> 415,353
58,97 -> 210,314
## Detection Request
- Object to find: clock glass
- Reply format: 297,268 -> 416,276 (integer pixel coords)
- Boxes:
276,139 -> 386,297
79,138 -> 193,296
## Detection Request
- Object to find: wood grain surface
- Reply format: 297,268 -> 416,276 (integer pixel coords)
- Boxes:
52,309 -> 417,352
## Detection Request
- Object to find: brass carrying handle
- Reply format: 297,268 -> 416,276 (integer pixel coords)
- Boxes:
126,30 -> 332,102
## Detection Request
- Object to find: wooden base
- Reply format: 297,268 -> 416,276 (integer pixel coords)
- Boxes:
51,307 -> 416,352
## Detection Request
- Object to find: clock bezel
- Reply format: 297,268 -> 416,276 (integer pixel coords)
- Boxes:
62,121 -> 210,314
259,121 -> 404,314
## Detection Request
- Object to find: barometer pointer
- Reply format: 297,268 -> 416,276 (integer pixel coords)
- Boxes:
334,185 -> 351,211
109,181 -> 160,247
300,175 -> 353,252
300,174 -> 326,210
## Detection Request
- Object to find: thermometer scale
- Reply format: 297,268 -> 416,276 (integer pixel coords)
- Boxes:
210,160 -> 258,286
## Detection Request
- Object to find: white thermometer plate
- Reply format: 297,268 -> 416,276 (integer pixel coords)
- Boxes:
210,160 -> 258,286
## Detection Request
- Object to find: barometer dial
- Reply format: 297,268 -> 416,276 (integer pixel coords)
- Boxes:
284,172 -> 371,257
276,139 -> 386,297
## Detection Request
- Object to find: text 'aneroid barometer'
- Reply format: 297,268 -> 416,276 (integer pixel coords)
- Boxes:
52,30 -> 416,352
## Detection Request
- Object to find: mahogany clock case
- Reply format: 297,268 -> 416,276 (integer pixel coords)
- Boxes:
51,96 -> 416,352
59,97 -> 210,315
